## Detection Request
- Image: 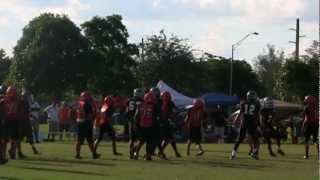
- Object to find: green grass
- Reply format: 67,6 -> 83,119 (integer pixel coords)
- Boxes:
0,141 -> 318,180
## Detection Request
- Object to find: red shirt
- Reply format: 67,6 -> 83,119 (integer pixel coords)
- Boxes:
186,108 -> 205,128
304,106 -> 319,125
59,106 -> 70,124
99,104 -> 113,126
4,98 -> 19,121
138,103 -> 155,128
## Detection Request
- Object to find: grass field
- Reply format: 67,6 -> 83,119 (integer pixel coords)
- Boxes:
0,141 -> 318,180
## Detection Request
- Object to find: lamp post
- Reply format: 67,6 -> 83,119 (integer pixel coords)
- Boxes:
229,32 -> 259,96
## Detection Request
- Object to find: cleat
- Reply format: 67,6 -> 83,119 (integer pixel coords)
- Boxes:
113,152 -> 123,156
93,153 -> 100,159
0,159 -> 8,165
277,149 -> 285,156
158,153 -> 168,160
144,156 -> 152,161
8,150 -> 16,160
251,153 -> 259,160
75,155 -> 82,159
196,151 -> 204,156
269,152 -> 276,157
230,150 -> 237,160
133,152 -> 139,160
175,152 -> 182,158
18,153 -> 27,159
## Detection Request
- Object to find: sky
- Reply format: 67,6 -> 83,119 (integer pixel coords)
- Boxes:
0,0 -> 318,64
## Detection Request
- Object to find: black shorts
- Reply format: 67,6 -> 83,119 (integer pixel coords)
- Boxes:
60,123 -> 71,132
4,120 -> 20,141
77,120 -> 93,144
99,123 -> 116,140
244,121 -> 259,137
152,123 -> 161,143
188,127 -> 201,144
160,123 -> 174,141
0,120 -> 4,139
304,123 -> 319,143
129,127 -> 140,141
18,120 -> 33,140
236,121 -> 259,142
139,127 -> 154,143
262,124 -> 278,139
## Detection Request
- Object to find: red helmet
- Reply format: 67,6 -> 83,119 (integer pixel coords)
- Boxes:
144,92 -> 156,104
104,96 -> 113,106
193,99 -> 204,109
80,91 -> 90,101
161,91 -> 171,103
6,86 -> 17,100
304,95 -> 317,106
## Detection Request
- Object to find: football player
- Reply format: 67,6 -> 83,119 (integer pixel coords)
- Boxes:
231,91 -> 261,160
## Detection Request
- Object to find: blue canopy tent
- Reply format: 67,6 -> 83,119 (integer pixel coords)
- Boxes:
201,93 -> 239,107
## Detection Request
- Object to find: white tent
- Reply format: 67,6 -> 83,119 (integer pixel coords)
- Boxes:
156,80 -> 194,108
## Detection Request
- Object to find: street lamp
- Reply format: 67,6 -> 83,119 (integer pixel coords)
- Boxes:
229,32 -> 259,96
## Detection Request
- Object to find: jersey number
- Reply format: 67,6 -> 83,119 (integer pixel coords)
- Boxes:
244,104 -> 255,115
128,101 -> 135,111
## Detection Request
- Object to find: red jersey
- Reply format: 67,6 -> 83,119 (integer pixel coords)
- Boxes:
138,103 -> 155,128
99,104 -> 114,126
186,108 -> 205,128
59,106 -> 70,124
3,98 -> 19,121
76,100 -> 96,122
304,106 -> 319,125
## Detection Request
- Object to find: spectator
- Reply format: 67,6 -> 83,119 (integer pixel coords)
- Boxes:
44,98 -> 59,141
213,105 -> 227,143
58,101 -> 71,141
29,94 -> 41,143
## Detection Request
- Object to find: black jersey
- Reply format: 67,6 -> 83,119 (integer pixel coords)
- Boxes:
126,97 -> 143,121
240,100 -> 261,123
160,101 -> 175,123
260,108 -> 275,127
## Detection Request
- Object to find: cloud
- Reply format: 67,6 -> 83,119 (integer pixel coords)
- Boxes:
0,16 -> 10,28
0,0 -> 91,56
172,0 -> 306,23
0,0 -> 91,24
174,0 -> 218,8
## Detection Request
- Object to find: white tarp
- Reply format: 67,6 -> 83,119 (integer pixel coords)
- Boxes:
156,80 -> 194,108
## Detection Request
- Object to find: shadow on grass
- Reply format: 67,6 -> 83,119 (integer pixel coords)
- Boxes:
142,157 -> 274,170
14,166 -> 108,177
189,159 -> 273,170
203,149 -> 231,153
19,160 -> 73,167
0,176 -> 23,180
21,157 -> 115,167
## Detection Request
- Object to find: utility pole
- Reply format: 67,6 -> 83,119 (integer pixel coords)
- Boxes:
289,18 -> 305,61
141,38 -> 145,61
295,18 -> 299,61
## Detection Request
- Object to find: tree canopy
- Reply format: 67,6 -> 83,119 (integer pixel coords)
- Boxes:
81,15 -> 138,95
7,13 -> 94,96
3,13 -> 317,103
0,49 -> 11,83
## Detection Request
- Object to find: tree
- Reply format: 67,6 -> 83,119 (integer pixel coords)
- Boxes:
7,13 -> 95,96
254,45 -> 284,98
305,40 -> 319,59
278,60 -> 312,101
81,15 -> 138,95
135,30 -> 204,96
202,58 -> 263,99
277,41 -> 319,102
0,49 -> 11,83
